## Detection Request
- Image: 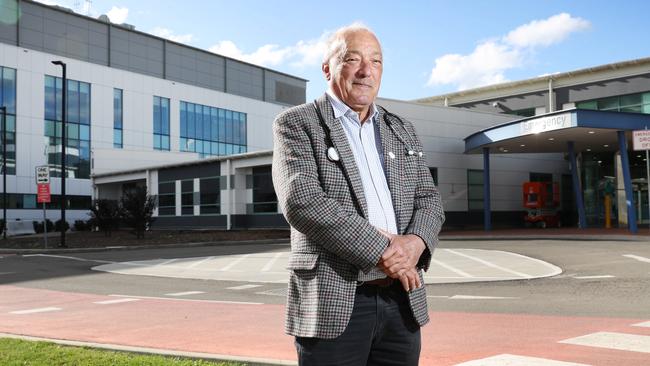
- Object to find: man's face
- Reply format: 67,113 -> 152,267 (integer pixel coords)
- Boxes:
324,30 -> 383,116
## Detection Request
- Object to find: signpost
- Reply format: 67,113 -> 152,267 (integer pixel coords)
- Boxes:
632,129 -> 650,232
36,166 -> 50,248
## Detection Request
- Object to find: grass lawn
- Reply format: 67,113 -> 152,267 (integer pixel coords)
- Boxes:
0,338 -> 245,366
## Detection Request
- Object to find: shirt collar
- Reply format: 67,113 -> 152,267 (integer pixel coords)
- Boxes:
326,89 -> 379,123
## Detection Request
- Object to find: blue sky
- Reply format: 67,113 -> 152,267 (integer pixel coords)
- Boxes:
37,0 -> 650,102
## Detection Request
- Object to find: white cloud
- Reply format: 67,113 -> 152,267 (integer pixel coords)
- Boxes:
209,41 -> 292,67
149,27 -> 194,44
504,13 -> 590,48
428,41 -> 521,90
208,30 -> 330,68
106,6 -> 129,24
428,13 -> 590,91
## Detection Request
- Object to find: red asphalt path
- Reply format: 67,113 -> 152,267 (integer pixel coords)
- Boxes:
1,285 -> 648,365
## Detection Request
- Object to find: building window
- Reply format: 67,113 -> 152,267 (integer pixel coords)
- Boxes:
200,177 -> 220,215
429,167 -> 438,186
529,172 -> 552,183
181,179 -> 194,215
180,101 -> 247,156
114,89 -> 123,148
158,181 -> 175,216
44,75 -> 91,179
467,169 -> 484,211
153,96 -> 170,150
248,166 -> 277,214
0,193 -> 91,210
577,92 -> 650,114
0,66 -> 16,175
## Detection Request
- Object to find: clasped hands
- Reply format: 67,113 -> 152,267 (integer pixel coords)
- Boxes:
377,229 -> 426,292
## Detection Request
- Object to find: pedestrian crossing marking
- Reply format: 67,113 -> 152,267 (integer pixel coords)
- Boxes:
10,307 -> 62,315
632,321 -> 650,328
164,291 -> 205,297
94,298 -> 141,305
227,284 -> 263,290
559,331 -> 650,353
454,354 -> 590,365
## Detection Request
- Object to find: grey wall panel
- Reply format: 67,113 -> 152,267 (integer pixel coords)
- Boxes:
0,0 -> 18,44
19,8 -> 43,32
18,27 -> 43,49
559,74 -> 650,104
265,70 -> 306,105
226,59 -> 263,100
165,43 -> 225,92
158,163 -> 221,181
110,26 -> 163,77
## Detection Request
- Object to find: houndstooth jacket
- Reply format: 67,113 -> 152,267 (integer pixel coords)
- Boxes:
272,94 -> 445,339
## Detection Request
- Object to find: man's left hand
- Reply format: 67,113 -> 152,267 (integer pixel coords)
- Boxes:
377,230 -> 426,279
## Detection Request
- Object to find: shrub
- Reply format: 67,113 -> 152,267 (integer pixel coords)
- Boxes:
54,219 -> 70,233
89,199 -> 121,237
33,219 -> 54,234
73,220 -> 91,231
120,186 -> 156,239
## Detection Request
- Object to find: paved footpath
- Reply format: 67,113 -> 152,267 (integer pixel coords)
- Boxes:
1,284 -> 650,365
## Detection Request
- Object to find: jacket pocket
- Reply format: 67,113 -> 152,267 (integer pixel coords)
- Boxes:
287,252 -> 319,270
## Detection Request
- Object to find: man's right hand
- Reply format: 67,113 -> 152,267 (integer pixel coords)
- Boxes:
377,229 -> 422,292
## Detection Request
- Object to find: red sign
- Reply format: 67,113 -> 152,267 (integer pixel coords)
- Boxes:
37,183 -> 51,203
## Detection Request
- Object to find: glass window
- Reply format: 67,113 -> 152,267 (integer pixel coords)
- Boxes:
251,166 -> 277,213
178,102 -> 247,157
153,96 -> 170,150
200,177 -> 220,215
0,67 -> 17,175
467,169 -> 484,212
181,179 -> 194,215
158,181 -> 175,216
43,75 -> 90,178
114,89 -> 123,148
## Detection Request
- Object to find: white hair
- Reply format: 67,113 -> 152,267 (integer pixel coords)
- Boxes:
322,22 -> 381,77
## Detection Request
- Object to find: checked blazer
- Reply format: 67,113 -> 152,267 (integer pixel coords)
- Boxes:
272,94 -> 445,339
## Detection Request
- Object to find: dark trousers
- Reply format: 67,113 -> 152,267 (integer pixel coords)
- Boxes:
295,282 -> 421,366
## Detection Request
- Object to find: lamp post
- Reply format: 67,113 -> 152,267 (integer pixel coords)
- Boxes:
1,106 -> 6,240
51,60 -> 67,248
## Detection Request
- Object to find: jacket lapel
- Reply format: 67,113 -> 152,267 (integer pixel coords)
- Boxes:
377,107 -> 404,232
315,95 -> 369,218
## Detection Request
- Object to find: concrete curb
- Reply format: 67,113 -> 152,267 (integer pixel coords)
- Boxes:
0,238 -> 290,255
0,332 -> 297,366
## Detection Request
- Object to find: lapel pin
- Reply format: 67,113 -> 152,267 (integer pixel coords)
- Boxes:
418,152 -> 424,157
327,146 -> 340,162
388,152 -> 395,159
408,150 -> 415,156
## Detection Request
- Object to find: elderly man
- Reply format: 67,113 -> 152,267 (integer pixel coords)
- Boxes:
272,23 -> 444,365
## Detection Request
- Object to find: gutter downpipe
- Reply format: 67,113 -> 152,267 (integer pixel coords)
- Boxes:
226,158 -> 232,230
548,77 -> 554,112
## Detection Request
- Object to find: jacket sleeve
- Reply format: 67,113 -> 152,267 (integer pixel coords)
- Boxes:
402,119 -> 445,271
272,109 -> 389,273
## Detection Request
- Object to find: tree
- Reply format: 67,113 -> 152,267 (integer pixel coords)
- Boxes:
89,199 -> 121,237
120,186 -> 156,239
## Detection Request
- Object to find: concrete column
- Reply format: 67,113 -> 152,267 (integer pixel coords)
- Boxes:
617,131 -> 638,233
483,147 -> 491,231
568,141 -> 587,228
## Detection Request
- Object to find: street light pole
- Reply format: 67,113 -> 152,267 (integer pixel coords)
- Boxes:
51,60 -> 67,248
1,106 -> 6,240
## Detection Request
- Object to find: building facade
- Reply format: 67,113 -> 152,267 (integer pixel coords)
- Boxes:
0,0 -> 306,224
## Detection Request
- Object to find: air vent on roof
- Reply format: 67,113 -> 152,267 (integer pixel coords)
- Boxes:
97,14 -> 110,23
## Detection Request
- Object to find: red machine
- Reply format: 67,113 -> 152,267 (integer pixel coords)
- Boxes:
523,182 -> 561,228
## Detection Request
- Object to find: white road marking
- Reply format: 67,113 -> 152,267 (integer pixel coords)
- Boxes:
633,321 -> 650,328
261,252 -> 284,272
454,354 -> 590,366
219,254 -> 251,271
573,275 -> 616,279
156,259 -> 178,266
445,249 -> 531,278
495,250 -> 563,276
10,307 -> 62,315
164,291 -> 205,297
22,254 -> 114,264
623,254 -> 650,264
109,294 -> 262,305
227,284 -> 263,290
93,298 -> 141,305
430,258 -> 473,278
449,295 -> 519,300
186,256 -> 215,269
559,332 -> 650,353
